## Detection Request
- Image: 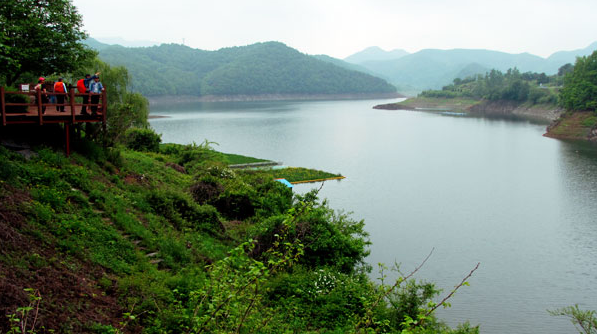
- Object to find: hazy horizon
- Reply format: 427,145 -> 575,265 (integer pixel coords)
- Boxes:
90,36 -> 596,61
72,0 -> 597,60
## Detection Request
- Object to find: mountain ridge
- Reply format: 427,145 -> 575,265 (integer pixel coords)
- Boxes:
87,39 -> 398,98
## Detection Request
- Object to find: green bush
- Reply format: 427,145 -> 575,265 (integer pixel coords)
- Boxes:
190,175 -> 224,205
145,190 -> 222,233
268,267 -> 370,330
124,127 -> 162,152
250,191 -> 370,274
212,181 -> 258,220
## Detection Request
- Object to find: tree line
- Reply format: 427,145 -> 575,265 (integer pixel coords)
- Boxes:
419,67 -> 564,105
420,50 -> 597,113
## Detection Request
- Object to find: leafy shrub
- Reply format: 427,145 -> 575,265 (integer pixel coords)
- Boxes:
106,146 -> 124,167
212,180 -> 258,220
124,127 -> 162,152
0,159 -> 20,181
385,279 -> 441,330
251,191 -> 370,274
268,267 -> 370,329
145,190 -> 222,232
36,148 -> 67,167
254,180 -> 293,217
190,176 -> 224,205
73,137 -> 106,162
298,207 -> 370,273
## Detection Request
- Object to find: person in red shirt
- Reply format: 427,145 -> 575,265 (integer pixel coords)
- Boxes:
77,72 -> 99,115
53,78 -> 67,112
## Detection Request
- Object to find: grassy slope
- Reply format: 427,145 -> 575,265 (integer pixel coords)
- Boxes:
545,111 -> 597,140
0,146 -> 230,332
0,143 -> 347,332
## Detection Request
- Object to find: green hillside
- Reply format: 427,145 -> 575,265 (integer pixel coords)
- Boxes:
0,139 -> 478,333
92,41 -> 397,97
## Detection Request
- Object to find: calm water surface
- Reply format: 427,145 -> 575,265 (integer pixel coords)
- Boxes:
150,99 -> 597,333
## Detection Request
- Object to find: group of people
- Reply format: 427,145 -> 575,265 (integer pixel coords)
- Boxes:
33,73 -> 104,115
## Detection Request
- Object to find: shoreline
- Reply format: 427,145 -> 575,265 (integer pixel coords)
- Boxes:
147,92 -> 403,105
374,97 -> 563,122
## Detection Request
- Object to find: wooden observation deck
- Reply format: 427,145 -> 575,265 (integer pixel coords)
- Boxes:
0,86 -> 107,156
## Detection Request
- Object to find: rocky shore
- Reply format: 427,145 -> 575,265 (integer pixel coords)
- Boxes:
374,97 -> 563,122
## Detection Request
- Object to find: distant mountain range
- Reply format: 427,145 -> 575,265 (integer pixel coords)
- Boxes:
87,38 -> 597,98
86,39 -> 397,98
343,46 -> 409,64
342,42 -> 597,95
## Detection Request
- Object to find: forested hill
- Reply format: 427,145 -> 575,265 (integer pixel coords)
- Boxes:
90,40 -> 397,97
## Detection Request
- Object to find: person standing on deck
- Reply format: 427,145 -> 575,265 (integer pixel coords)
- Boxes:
53,77 -> 67,112
34,77 -> 48,114
88,76 -> 104,115
77,72 -> 100,115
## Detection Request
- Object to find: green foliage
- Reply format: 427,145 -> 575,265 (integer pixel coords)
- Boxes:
268,267 -> 371,330
0,143 -> 479,333
559,63 -> 574,77
560,50 -> 597,111
189,176 -> 224,205
124,127 -> 162,152
420,67 -> 559,105
97,42 -> 397,97
386,280 -> 440,330
0,0 -> 95,86
221,152 -> 269,165
5,288 -> 42,334
145,189 -> 222,233
250,191 -> 370,274
549,305 -> 597,334
181,195 -> 314,333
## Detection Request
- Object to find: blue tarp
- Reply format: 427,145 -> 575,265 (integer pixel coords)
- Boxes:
275,178 -> 293,188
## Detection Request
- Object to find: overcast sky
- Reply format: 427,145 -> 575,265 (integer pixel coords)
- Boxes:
72,0 -> 597,59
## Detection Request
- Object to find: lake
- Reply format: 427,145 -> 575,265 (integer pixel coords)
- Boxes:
150,99 -> 597,333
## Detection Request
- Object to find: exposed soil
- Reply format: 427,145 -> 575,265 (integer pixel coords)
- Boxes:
468,100 -> 563,122
0,184 -> 127,333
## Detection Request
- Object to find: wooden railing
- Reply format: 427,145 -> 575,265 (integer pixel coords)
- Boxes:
0,86 -> 107,126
